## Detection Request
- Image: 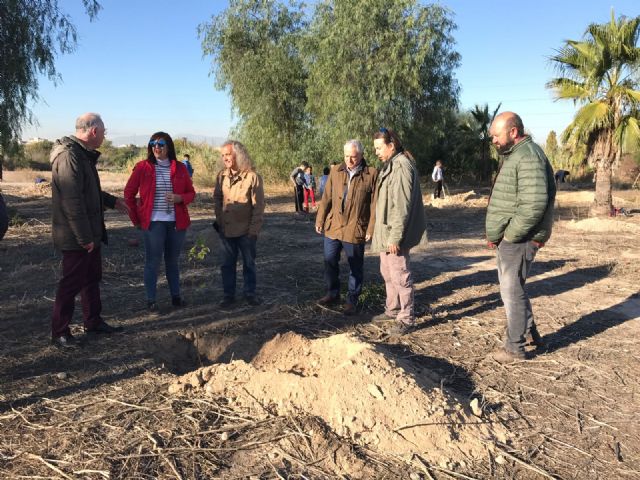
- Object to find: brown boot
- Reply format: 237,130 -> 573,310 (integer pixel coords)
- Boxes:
317,294 -> 339,306
343,303 -> 357,316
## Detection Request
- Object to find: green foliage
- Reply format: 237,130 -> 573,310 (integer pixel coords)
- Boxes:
547,9 -> 640,214
24,140 -> 54,170
98,140 -> 144,170
306,0 -> 460,169
0,1 -> 101,155
1,141 -> 28,170
199,0 -> 311,179
200,0 -> 460,177
188,236 -> 211,263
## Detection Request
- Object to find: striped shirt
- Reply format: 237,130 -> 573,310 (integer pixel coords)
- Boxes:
151,159 -> 176,222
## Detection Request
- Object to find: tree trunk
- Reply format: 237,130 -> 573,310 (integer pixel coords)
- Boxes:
591,159 -> 613,217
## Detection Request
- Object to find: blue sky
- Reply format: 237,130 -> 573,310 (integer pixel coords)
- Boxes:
22,1 -> 639,145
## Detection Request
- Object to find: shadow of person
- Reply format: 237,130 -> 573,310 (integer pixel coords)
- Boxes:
540,293 -> 640,355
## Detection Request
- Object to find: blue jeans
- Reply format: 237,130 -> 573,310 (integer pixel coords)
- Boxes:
496,240 -> 539,353
143,221 -> 186,302
323,236 -> 364,306
219,234 -> 257,298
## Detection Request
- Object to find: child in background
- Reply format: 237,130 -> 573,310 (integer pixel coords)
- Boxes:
303,165 -> 316,212
318,166 -> 330,199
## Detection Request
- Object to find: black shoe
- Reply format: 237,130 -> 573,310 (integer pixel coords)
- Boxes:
390,322 -> 413,336
171,296 -> 187,307
245,296 -> 261,306
219,297 -> 235,308
85,321 -> 124,334
51,333 -> 77,349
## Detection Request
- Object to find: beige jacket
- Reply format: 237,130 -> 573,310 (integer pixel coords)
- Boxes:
214,169 -> 265,238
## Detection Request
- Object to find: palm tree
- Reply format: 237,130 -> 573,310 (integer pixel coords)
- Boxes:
547,10 -> 640,216
462,103 -> 501,181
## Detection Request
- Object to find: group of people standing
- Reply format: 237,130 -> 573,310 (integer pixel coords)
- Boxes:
315,129 -> 428,334
49,112 -> 264,348
48,111 -> 555,363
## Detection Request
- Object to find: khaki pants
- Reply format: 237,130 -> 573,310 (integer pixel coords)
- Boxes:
379,251 -> 415,325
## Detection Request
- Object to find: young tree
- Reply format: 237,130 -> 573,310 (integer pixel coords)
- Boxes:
199,0 -> 311,176
0,0 -> 101,178
464,103 -> 501,181
544,130 -> 560,167
305,0 -> 460,167
547,10 -> 640,216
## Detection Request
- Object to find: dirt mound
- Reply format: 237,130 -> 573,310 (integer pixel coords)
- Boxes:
430,190 -> 487,208
564,217 -> 640,233
20,181 -> 51,197
170,332 -> 505,465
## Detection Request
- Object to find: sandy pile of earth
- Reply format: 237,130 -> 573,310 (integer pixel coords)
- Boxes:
428,190 -> 487,208
169,332 -> 506,465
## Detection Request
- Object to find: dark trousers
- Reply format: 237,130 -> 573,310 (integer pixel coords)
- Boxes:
219,234 -> 257,298
294,185 -> 305,212
433,180 -> 443,198
496,240 -> 539,353
51,248 -> 103,337
323,236 -> 364,306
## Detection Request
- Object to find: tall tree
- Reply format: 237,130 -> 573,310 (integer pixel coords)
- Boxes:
199,0 -> 310,176
544,130 -> 560,167
0,0 -> 101,178
547,10 -> 640,216
304,0 -> 460,167
462,103 -> 501,181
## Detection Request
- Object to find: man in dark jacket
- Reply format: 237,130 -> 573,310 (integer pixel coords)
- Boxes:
50,113 -> 127,348
315,140 -> 377,315
0,193 -> 8,240
486,112 -> 556,362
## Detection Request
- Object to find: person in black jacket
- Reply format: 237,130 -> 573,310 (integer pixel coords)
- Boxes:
49,113 -> 128,348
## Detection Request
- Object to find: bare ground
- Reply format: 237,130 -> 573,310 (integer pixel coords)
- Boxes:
0,172 -> 639,479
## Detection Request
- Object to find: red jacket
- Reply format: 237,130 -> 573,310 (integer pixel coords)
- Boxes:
124,159 -> 196,231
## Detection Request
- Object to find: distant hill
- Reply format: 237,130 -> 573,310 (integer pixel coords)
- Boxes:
110,134 -> 226,147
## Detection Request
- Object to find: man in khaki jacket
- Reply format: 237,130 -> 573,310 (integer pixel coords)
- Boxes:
315,140 -> 378,315
213,140 -> 265,307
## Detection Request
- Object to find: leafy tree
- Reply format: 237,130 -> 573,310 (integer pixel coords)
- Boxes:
305,0 -> 460,169
199,0 -> 311,177
547,10 -> 640,216
0,0 -> 102,178
544,131 -> 560,167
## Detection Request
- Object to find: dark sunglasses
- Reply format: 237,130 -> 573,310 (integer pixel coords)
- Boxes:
379,127 -> 389,134
149,140 -> 167,148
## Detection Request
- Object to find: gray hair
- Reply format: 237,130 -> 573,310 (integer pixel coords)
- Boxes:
75,113 -> 103,131
219,140 -> 255,172
344,139 -> 364,155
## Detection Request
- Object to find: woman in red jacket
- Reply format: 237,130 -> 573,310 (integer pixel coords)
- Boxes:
124,132 -> 195,313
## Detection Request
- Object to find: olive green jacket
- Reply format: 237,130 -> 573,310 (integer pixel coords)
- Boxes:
371,152 -> 427,253
485,136 -> 556,244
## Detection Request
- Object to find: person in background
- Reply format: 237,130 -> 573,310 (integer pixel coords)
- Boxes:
315,140 -> 378,315
290,161 -> 309,213
318,166 -> 330,199
124,132 -> 196,314
182,153 -> 194,178
371,127 -> 427,335
50,112 -> 127,348
303,165 -> 316,212
214,140 -> 265,307
431,160 -> 444,199
486,112 -> 556,363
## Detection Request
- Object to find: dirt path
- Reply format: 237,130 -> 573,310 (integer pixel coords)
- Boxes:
1,174 -> 639,479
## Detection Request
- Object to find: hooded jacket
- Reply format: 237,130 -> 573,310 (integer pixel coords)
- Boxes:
371,152 -> 427,253
50,136 -> 116,251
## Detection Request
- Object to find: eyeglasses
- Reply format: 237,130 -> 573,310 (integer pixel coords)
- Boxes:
149,140 -> 167,148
